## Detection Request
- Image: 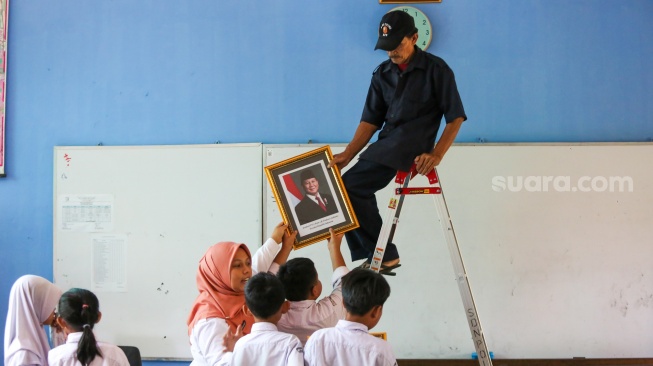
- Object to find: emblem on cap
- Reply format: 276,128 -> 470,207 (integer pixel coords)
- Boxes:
380,22 -> 391,37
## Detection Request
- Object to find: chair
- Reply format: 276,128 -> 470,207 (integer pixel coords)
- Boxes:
118,346 -> 142,366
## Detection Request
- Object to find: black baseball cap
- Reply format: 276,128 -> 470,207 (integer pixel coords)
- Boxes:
374,10 -> 417,51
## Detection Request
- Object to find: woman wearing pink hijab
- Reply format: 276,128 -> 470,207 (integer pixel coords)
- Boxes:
187,222 -> 296,366
4,275 -> 62,366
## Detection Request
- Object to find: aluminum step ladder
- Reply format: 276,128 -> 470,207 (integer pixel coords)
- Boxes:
370,164 -> 493,366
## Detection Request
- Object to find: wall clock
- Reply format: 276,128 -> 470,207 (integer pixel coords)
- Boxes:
389,6 -> 432,51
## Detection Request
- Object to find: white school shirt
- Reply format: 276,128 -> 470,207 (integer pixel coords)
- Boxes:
189,238 -> 282,366
232,322 -> 304,366
47,332 -> 129,366
277,266 -> 349,345
304,320 -> 398,366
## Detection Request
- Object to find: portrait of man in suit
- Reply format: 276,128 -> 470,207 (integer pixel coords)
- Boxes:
294,168 -> 338,225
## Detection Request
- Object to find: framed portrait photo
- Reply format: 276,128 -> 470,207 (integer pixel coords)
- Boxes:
264,145 -> 359,249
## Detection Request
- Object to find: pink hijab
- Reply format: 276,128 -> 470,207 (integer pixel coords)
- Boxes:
187,242 -> 254,335
4,275 -> 62,366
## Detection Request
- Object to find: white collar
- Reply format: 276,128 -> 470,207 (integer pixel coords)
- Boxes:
336,319 -> 369,333
65,332 -> 84,344
250,322 -> 279,333
288,299 -> 317,310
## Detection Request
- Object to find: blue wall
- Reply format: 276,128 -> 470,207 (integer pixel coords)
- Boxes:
1,1 -> 652,364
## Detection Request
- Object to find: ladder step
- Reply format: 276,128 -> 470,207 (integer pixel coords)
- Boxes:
396,187 -> 442,194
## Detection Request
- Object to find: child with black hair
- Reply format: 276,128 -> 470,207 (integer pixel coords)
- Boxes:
230,272 -> 304,366
48,288 -> 129,366
276,228 -> 349,345
304,268 -> 397,366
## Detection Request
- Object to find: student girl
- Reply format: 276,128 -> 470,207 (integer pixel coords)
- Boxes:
4,275 -> 62,366
187,222 -> 296,366
47,288 -> 129,366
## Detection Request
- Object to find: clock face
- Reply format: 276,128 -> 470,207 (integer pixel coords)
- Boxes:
389,6 -> 432,51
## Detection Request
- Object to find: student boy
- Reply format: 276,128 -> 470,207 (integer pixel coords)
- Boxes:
304,269 -> 397,366
277,228 -> 349,345
231,272 -> 304,366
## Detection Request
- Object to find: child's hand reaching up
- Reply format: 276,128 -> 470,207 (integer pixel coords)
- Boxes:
327,228 -> 344,252
272,227 -> 297,266
282,229 -> 298,251
271,222 -> 289,244
327,228 -> 346,270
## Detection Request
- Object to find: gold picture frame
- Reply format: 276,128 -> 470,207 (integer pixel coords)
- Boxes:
264,145 -> 359,249
380,0 -> 440,3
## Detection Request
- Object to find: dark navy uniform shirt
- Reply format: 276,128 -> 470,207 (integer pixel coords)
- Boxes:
360,46 -> 467,172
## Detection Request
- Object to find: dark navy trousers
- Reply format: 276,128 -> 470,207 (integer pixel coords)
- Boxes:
342,159 -> 399,263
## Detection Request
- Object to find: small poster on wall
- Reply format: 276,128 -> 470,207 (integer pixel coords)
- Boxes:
0,0 -> 7,177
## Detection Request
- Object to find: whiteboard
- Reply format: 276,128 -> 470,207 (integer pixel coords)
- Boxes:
263,143 -> 653,359
53,144 -> 262,360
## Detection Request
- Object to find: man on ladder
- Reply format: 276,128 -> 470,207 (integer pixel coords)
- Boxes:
328,9 -> 466,274
328,10 -> 493,366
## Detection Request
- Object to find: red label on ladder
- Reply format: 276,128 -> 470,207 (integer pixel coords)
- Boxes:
396,187 -> 443,195
388,198 -> 398,209
370,247 -> 385,271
